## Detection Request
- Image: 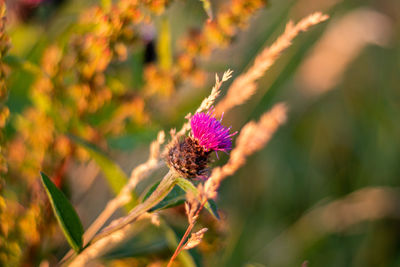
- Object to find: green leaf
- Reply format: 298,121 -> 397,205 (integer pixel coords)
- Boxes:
40,172 -> 84,252
143,178 -> 220,219
175,178 -> 220,220
143,181 -> 186,212
3,55 -> 43,75
207,199 -> 219,220
68,135 -> 137,209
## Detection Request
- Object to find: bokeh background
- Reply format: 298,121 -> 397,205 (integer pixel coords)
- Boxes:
1,0 -> 400,266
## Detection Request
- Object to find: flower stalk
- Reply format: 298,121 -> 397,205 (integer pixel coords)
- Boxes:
65,170 -> 179,266
167,198 -> 208,267
92,170 -> 179,242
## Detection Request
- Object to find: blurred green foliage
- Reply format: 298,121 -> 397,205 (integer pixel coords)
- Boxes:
1,0 -> 400,266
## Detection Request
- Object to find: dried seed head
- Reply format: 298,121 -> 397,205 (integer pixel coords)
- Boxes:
183,228 -> 208,250
166,137 -> 211,179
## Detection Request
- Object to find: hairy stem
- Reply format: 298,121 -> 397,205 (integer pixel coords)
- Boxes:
81,161 -> 164,245
93,170 -> 178,241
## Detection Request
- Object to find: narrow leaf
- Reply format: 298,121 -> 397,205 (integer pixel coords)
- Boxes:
40,172 -> 84,252
176,178 -> 220,219
3,55 -> 43,75
143,181 -> 186,211
143,178 -> 220,219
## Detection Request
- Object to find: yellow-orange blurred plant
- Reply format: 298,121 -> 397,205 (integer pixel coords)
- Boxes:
0,0 -> 331,265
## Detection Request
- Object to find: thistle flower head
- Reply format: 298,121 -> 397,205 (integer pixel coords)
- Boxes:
190,110 -> 236,153
166,109 -> 236,179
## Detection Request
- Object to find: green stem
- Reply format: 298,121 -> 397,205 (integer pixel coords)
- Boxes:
92,170 -> 178,242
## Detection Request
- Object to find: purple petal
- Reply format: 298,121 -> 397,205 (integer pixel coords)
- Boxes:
190,110 -> 237,153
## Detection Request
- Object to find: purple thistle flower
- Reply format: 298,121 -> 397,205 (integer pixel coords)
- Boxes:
190,110 -> 236,153
165,109 -> 236,179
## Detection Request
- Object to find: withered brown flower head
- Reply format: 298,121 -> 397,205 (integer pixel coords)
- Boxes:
166,137 -> 211,179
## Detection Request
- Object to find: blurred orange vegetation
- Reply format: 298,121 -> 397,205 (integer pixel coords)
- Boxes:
5,0 -> 396,264
0,0 -> 268,265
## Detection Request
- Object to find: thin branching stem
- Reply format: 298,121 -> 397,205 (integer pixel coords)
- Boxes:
167,199 -> 207,267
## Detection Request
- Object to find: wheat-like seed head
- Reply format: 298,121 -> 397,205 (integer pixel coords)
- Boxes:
174,69 -> 233,138
183,228 -> 208,250
215,12 -> 328,115
204,103 -> 288,199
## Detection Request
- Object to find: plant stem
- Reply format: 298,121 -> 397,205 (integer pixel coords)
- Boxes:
61,170 -> 178,266
167,200 -> 207,267
60,160 -> 163,265
93,170 -> 178,241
